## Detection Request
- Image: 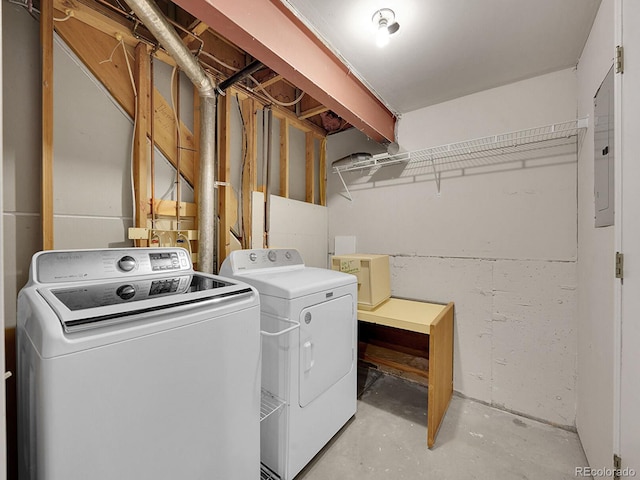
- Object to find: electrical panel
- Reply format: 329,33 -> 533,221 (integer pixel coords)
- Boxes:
594,66 -> 615,228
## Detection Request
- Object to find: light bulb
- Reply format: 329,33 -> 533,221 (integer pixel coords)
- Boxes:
376,21 -> 389,48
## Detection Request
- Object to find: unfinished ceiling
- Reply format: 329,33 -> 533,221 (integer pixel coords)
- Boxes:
47,0 -> 602,143
282,0 -> 603,114
50,0 -> 376,137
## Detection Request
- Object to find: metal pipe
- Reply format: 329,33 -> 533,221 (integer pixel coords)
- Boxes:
199,96 -> 217,271
123,0 -> 216,272
217,59 -> 263,94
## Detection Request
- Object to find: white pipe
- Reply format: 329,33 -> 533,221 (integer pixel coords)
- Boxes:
123,0 -> 217,272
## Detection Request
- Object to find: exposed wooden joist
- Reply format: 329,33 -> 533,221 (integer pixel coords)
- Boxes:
279,118 -> 289,198
305,132 -> 314,203
42,0 -> 54,250
172,0 -> 396,142
54,0 -> 174,65
182,19 -> 208,47
298,105 -> 328,120
271,104 -> 325,137
259,74 -> 282,89
133,43 -> 150,247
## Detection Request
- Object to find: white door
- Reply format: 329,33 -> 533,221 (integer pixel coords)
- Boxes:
618,0 -> 640,472
298,295 -> 354,407
0,4 -> 6,478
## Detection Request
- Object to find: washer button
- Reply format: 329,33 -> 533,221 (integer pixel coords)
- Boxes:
117,256 -> 137,272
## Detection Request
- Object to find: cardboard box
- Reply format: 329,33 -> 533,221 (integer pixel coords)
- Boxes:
331,254 -> 390,310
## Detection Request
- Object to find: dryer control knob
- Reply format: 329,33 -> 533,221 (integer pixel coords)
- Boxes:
267,250 -> 277,262
117,255 -> 137,272
285,251 -> 292,260
249,252 -> 257,262
116,284 -> 136,300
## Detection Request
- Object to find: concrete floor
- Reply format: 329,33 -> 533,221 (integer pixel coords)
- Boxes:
295,366 -> 588,480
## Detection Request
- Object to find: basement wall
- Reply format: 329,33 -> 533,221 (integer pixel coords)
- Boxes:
3,8 -> 189,474
575,0 -> 615,472
327,68 -> 579,426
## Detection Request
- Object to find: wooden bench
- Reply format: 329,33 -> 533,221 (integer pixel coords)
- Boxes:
357,299 -> 454,448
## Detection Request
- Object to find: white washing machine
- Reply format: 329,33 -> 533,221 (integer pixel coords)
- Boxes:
17,247 -> 261,480
220,249 -> 357,480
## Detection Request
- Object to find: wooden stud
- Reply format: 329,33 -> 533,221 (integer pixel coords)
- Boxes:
41,0 -> 54,250
305,132 -> 315,203
217,93 -> 232,268
152,200 -> 197,217
241,96 -> 257,249
279,119 -> 289,198
319,136 -> 327,206
133,43 -> 150,247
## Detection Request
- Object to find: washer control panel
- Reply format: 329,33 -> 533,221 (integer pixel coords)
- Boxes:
36,248 -> 192,284
223,248 -> 303,273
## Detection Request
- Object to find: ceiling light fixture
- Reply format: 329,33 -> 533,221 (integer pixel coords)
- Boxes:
372,8 -> 400,48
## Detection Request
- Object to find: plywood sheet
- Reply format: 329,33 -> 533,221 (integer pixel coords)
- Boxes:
427,303 -> 454,448
358,299 -> 447,334
268,195 -> 328,268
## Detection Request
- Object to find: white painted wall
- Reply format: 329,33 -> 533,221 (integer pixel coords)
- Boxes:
575,0 -> 616,473
2,7 -> 39,476
327,69 -> 579,426
617,0 -> 640,472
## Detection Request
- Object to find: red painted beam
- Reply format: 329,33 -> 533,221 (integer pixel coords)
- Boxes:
171,0 -> 396,143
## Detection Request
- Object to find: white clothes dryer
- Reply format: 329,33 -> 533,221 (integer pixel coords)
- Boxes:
221,249 -> 357,480
17,248 -> 261,480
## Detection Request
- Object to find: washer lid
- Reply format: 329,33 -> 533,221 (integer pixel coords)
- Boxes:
231,267 -> 356,299
37,273 -> 254,332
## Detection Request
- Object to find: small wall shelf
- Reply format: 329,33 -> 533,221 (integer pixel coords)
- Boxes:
334,118 -> 588,198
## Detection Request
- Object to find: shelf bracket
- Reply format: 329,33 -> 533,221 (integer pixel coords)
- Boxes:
430,158 -> 441,194
335,169 -> 353,201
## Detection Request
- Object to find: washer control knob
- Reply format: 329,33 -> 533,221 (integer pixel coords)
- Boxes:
116,284 -> 136,300
249,252 -> 257,262
285,251 -> 292,260
268,250 -> 277,262
117,255 -> 137,272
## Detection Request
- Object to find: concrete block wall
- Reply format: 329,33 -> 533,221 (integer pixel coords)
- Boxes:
327,68 -> 580,426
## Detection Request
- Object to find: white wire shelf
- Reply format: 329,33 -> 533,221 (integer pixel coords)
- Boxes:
260,463 -> 281,480
261,388 -> 285,422
333,118 -> 588,198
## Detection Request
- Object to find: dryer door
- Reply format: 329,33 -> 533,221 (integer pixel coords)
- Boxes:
299,295 -> 354,407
